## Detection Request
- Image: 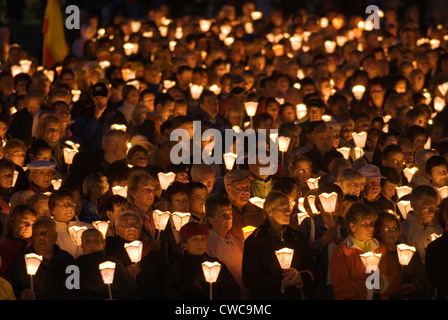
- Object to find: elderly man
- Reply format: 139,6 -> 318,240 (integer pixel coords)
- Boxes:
224,169 -> 265,241
27,161 -> 57,194
6,216 -> 75,300
359,164 -> 394,213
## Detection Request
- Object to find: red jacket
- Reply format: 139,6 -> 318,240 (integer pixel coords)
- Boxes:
330,236 -> 401,300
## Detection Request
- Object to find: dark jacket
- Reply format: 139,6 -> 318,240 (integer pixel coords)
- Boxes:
425,231 -> 448,299
6,244 -> 75,300
162,252 -> 240,300
8,108 -> 33,144
242,220 -> 315,300
73,250 -> 138,300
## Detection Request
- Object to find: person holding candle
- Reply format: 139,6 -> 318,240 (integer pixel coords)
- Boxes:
297,183 -> 347,300
73,228 -> 138,300
374,210 -> 435,300
6,216 -> 75,300
399,185 -> 443,265
49,189 -> 92,259
242,191 -> 315,300
162,221 -> 240,300
330,202 -> 401,300
0,205 -> 37,278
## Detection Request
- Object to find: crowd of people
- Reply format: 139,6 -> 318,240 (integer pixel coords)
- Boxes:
0,0 -> 448,301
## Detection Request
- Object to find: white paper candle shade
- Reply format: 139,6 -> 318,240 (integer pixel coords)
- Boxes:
297,212 -> 310,225
403,167 -> 419,182
158,172 -> 176,190
171,212 -> 191,231
318,192 -> 338,213
11,65 -> 23,77
275,247 -> 294,269
99,261 -> 116,285
337,147 -> 351,160
25,253 -> 43,276
306,177 -> 320,190
190,84 -> 204,100
396,186 -> 412,200
278,136 -> 291,153
359,252 -> 382,268
244,101 -> 258,117
434,96 -> 446,112
438,186 -> 448,199
296,104 -> 307,120
352,85 -> 366,101
68,226 -> 88,246
223,152 -> 237,170
152,210 -> 171,231
199,20 -> 211,32
51,179 -> 62,191
298,197 -> 306,213
202,261 -> 222,283
71,89 -> 81,102
20,60 -> 32,73
324,40 -> 336,53
352,147 -> 365,160
352,131 -> 367,148
63,148 -> 78,165
250,11 -> 262,20
110,124 -> 127,131
307,196 -> 319,215
124,240 -> 143,263
396,244 -> 416,266
397,200 -> 412,219
93,220 -> 110,238
242,226 -> 257,240
13,170 -> 19,187
249,197 -> 265,209
164,80 -> 176,90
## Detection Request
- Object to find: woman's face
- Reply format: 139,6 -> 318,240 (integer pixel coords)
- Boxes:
132,181 -> 155,209
377,219 -> 399,246
291,161 -> 312,183
184,235 -> 207,255
350,217 -> 375,241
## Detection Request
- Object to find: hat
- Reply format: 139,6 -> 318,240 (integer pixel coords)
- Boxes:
224,169 -> 254,185
358,164 -> 385,179
180,222 -> 209,239
27,161 -> 56,170
92,82 -> 108,97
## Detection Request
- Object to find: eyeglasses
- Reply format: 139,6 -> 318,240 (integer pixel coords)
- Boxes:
382,227 -> 399,233
138,187 -> 155,194
55,202 -> 76,208
422,207 -> 438,214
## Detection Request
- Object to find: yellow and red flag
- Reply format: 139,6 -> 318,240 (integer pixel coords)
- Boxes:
42,0 -> 69,69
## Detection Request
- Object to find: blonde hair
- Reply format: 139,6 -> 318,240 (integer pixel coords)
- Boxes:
337,168 -> 366,191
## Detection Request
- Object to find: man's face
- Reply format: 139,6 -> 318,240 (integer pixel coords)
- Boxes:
194,172 -> 215,194
189,188 -> 208,216
200,94 -> 219,119
169,192 -> 189,212
429,165 -> 448,188
51,196 -> 76,223
82,233 -> 105,254
32,226 -> 57,256
115,216 -> 142,241
313,127 -> 334,154
383,152 -> 405,173
93,96 -> 108,111
364,177 -> 381,199
30,169 -> 53,190
0,167 -> 14,189
106,203 -> 129,224
26,97 -> 41,116
208,205 -> 233,235
308,106 -> 324,122
381,180 -> 397,200
13,211 -> 36,239
412,195 -> 438,224
225,178 -> 251,207
266,198 -> 291,226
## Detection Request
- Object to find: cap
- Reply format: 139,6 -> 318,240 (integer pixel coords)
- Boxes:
92,82 -> 108,97
224,169 -> 254,185
180,222 -> 209,239
358,164 -> 385,179
27,161 -> 56,170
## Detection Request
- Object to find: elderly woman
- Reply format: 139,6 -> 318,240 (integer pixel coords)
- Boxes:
336,167 -> 366,197
242,191 -> 315,300
374,210 -> 434,300
330,203 -> 401,300
0,205 -> 37,278
127,169 -> 161,249
35,114 -> 67,174
0,158 -> 17,215
79,172 -> 109,224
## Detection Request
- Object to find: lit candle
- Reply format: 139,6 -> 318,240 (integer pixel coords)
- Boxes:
275,247 -> 294,269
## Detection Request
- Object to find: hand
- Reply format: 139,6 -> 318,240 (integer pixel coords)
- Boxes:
281,268 -> 300,289
150,239 -> 162,253
20,288 -> 36,300
321,227 -> 337,247
126,263 -> 141,277
399,283 -> 416,295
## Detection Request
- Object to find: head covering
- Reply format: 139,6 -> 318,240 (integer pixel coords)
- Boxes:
91,82 -> 108,97
358,164 -> 385,179
180,222 -> 209,239
27,161 -> 56,170
224,169 -> 254,185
